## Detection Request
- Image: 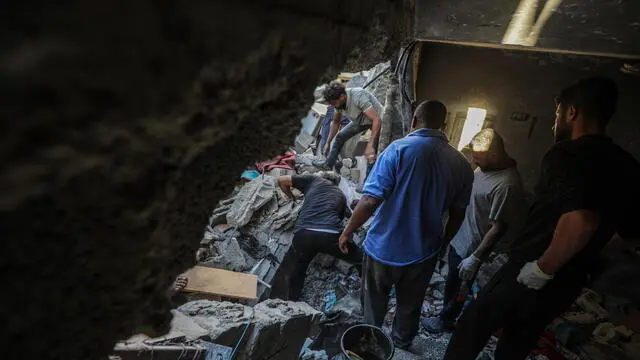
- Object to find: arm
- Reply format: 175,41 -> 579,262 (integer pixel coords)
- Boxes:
536,210 -> 600,274
325,110 -> 342,154
277,175 -> 296,200
443,207 -> 466,245
339,196 -> 382,253
473,221 -> 507,260
343,196 -> 382,236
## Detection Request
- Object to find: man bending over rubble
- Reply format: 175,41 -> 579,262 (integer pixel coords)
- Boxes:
444,78 -> 640,360
339,100 -> 473,350
314,81 -> 383,169
278,171 -> 363,301
423,128 -> 524,334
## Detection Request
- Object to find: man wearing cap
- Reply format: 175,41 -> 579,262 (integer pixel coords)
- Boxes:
422,128 -> 524,334
314,81 -> 383,169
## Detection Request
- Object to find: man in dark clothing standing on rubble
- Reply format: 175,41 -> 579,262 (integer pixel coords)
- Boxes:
444,77 -> 640,360
278,172 -> 362,301
339,100 -> 474,350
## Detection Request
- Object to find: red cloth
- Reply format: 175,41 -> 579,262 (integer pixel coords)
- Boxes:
256,152 -> 296,172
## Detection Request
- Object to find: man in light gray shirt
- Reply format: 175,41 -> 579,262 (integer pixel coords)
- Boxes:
423,129 -> 525,333
315,81 -> 383,169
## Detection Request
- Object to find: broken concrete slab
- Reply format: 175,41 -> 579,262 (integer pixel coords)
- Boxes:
240,299 -> 322,360
178,300 -> 253,347
168,310 -> 210,341
227,176 -> 277,227
177,299 -> 321,360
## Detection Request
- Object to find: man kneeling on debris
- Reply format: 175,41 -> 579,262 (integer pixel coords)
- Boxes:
277,171 -> 363,301
339,100 -> 473,349
444,78 -> 640,360
423,128 -> 524,334
314,81 -> 383,169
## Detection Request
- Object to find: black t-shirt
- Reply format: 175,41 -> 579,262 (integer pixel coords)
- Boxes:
509,135 -> 640,279
292,175 -> 349,233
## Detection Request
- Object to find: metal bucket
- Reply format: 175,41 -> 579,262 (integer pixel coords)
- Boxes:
340,324 -> 394,360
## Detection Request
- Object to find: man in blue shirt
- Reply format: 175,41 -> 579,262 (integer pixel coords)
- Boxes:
339,100 -> 473,349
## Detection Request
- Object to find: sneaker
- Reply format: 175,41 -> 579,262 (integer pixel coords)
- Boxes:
421,316 -> 454,334
311,159 -> 330,170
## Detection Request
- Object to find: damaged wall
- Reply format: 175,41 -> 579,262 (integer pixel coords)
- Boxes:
416,42 -> 640,191
0,1 -> 414,359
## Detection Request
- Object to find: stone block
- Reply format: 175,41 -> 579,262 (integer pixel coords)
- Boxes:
168,310 -> 210,341
241,299 -> 322,360
177,300 -> 253,347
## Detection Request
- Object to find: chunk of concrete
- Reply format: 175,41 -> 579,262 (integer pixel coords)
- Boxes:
177,300 -> 253,347
168,310 -> 209,341
241,299 -> 322,360
227,177 -> 277,227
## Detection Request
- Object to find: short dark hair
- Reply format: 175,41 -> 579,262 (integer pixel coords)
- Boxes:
318,171 -> 340,185
322,81 -> 346,102
413,100 -> 447,129
556,77 -> 618,127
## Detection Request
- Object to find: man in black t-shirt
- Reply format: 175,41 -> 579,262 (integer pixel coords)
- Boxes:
444,78 -> 640,360
278,172 -> 362,300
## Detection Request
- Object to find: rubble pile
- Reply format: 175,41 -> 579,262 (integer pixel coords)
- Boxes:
119,299 -> 321,360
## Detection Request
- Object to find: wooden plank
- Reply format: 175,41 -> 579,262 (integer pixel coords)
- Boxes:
183,266 -> 257,300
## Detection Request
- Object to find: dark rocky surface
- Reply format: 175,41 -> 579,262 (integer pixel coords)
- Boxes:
0,1 -> 413,359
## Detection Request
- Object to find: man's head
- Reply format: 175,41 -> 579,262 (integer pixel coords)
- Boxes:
317,171 -> 340,186
322,81 -> 348,110
554,77 -> 618,142
411,100 -> 447,131
470,128 -> 508,170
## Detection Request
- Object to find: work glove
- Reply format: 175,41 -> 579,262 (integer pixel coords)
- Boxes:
516,261 -> 553,290
458,254 -> 482,281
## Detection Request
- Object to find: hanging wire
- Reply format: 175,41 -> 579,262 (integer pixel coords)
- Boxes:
229,308 -> 255,360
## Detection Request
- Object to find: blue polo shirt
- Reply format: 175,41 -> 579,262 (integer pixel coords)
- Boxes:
363,129 -> 473,266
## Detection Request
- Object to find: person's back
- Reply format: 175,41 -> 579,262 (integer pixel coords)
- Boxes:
340,100 -> 473,350
365,130 -> 473,265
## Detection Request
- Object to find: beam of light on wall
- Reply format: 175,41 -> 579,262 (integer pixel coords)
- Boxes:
502,0 -> 563,46
458,108 -> 487,150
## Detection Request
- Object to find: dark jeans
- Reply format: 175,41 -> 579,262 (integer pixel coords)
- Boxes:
440,246 -> 475,322
363,254 -> 438,347
444,260 -> 585,360
326,122 -> 371,167
289,229 -> 363,301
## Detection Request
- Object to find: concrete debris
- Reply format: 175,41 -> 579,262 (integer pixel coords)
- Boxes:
227,176 -> 277,227
300,348 -> 329,360
178,299 -> 320,360
178,300 -> 254,346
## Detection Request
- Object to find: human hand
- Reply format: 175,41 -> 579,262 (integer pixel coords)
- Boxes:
458,254 -> 481,281
173,275 -> 188,292
339,232 -> 352,254
364,145 -> 376,164
516,261 -> 553,290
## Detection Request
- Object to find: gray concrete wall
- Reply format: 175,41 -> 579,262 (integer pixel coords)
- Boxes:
416,43 -> 640,192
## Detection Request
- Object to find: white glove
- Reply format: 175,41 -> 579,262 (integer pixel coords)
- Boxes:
516,261 -> 553,290
458,254 -> 482,281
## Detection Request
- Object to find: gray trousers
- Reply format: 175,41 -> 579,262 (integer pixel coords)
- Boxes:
326,122 -> 371,167
362,254 -> 438,347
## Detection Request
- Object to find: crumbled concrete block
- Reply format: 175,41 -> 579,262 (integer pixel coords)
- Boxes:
241,299 -> 322,360
227,177 -> 277,227
168,310 -> 210,341
212,237 -> 249,272
177,299 -> 321,360
177,300 -> 253,347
